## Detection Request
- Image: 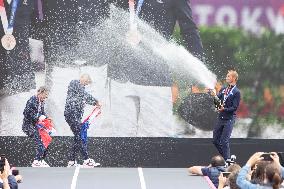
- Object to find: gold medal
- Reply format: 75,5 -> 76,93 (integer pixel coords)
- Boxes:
1,34 -> 16,50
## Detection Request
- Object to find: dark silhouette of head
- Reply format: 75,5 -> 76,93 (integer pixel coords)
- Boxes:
211,155 -> 225,167
266,163 -> 282,189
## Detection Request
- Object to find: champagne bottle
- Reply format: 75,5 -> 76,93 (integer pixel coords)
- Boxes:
213,95 -> 222,110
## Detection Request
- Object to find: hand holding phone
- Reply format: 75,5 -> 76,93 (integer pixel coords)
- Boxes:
261,153 -> 273,161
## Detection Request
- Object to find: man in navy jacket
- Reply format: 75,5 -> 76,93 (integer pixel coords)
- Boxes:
210,70 -> 241,163
22,86 -> 50,167
64,74 -> 100,168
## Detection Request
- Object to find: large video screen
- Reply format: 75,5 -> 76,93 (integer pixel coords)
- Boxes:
0,0 -> 283,138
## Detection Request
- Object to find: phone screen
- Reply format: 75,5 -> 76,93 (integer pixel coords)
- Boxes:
222,172 -> 231,178
261,153 -> 273,161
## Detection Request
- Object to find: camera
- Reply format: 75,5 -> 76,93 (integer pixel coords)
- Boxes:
0,154 -> 6,173
261,153 -> 273,161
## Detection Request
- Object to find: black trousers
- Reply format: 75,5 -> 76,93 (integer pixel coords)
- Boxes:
32,128 -> 48,161
212,117 -> 235,160
65,117 -> 88,161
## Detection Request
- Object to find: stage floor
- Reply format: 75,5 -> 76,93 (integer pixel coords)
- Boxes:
17,167 -> 211,189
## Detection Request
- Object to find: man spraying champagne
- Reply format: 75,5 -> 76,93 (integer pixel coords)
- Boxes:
209,70 -> 241,165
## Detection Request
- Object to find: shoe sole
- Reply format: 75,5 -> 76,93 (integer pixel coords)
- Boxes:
32,164 -> 43,167
67,164 -> 81,168
81,163 -> 101,168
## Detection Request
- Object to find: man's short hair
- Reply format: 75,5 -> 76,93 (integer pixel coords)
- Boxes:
80,74 -> 92,84
228,70 -> 238,81
37,86 -> 49,95
211,155 -> 225,167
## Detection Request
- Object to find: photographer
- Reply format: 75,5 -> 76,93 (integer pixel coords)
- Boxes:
218,164 -> 241,189
188,155 -> 226,188
0,157 -> 18,189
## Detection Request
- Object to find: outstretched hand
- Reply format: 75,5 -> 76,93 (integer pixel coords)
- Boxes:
0,168 -> 9,180
38,115 -> 46,121
218,105 -> 225,112
218,173 -> 227,189
270,152 -> 281,166
0,159 -> 10,179
96,102 -> 102,108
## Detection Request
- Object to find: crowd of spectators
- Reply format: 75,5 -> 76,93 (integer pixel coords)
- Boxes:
188,152 -> 284,189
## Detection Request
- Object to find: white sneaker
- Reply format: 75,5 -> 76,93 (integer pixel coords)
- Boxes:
82,158 -> 100,168
41,160 -> 50,167
32,160 -> 43,167
231,155 -> 237,162
67,161 -> 78,168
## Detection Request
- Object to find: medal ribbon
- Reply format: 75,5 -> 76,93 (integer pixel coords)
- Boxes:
128,0 -> 144,29
7,0 -> 19,34
0,0 -> 19,35
129,0 -> 135,28
37,0 -> 43,20
135,0 -> 144,16
0,0 -> 9,33
223,85 -> 236,103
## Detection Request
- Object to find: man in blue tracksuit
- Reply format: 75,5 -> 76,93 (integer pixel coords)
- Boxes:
64,74 -> 100,167
211,70 -> 241,163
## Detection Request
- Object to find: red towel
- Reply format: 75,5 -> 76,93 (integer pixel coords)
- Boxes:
37,119 -> 54,148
